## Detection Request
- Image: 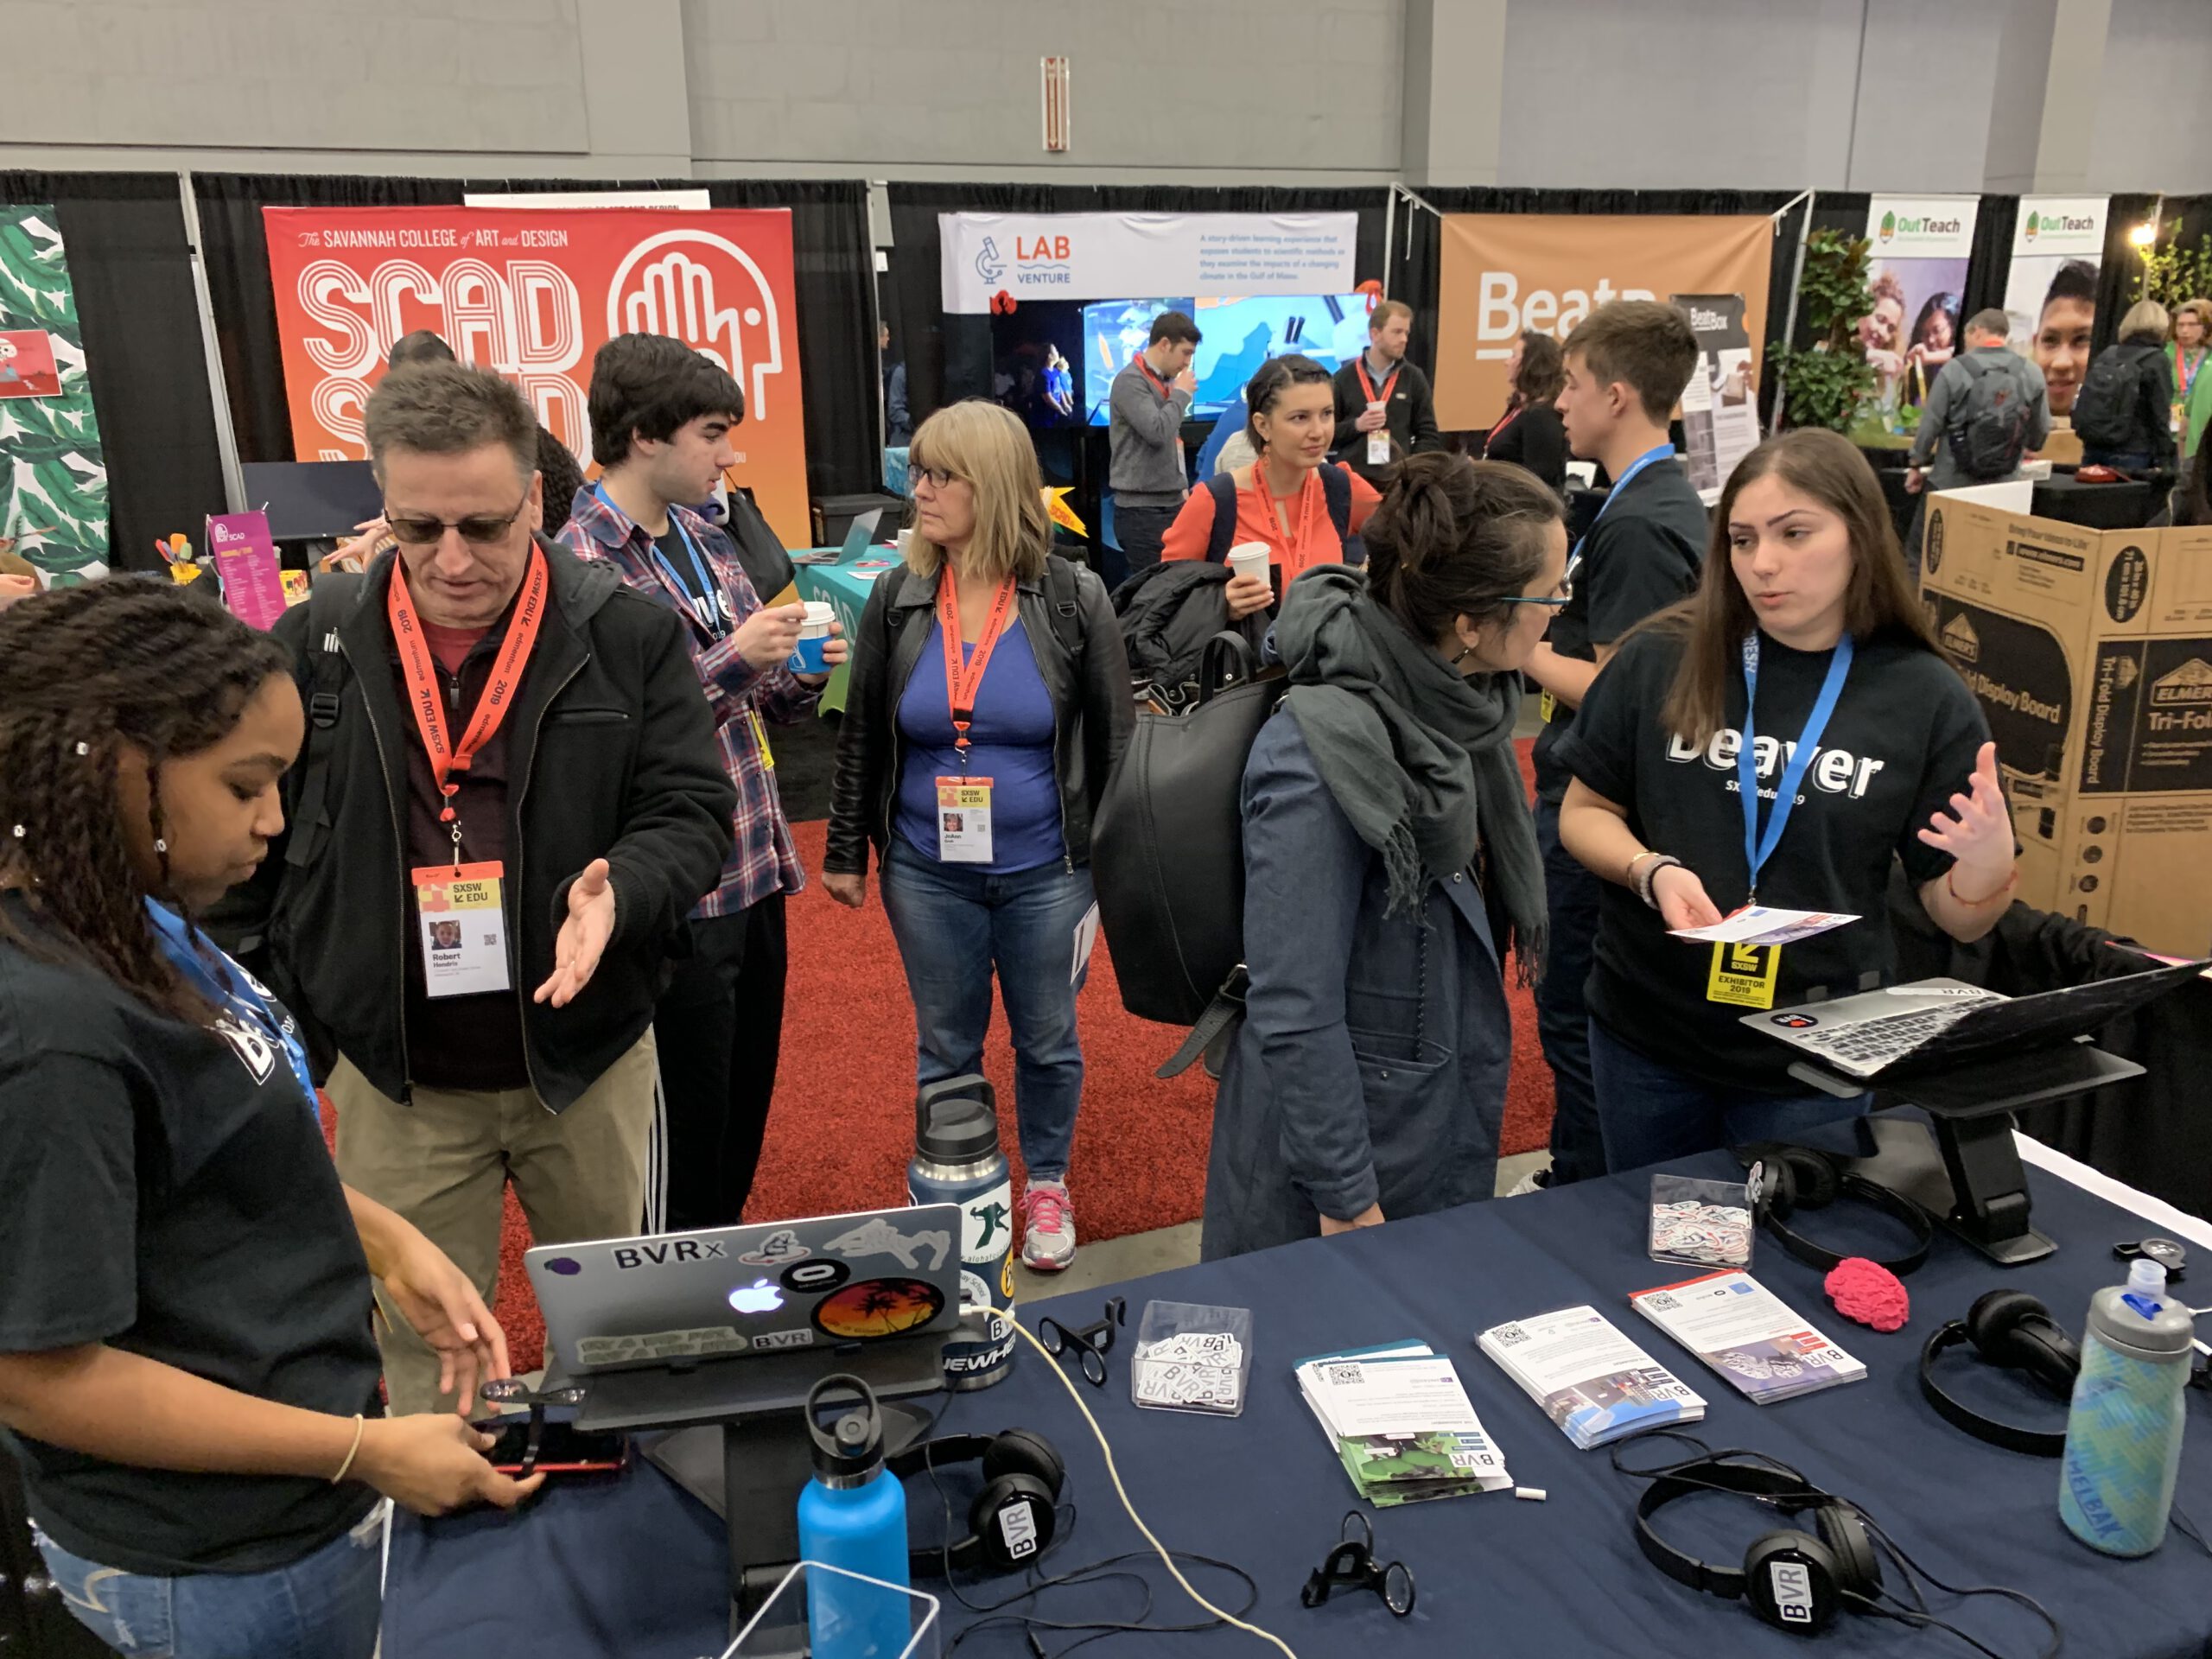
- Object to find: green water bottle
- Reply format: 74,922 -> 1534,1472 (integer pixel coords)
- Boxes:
2058,1258 -> 2194,1556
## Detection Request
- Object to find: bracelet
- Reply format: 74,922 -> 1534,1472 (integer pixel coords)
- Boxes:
1630,853 -> 1683,910
1947,864 -> 2018,908
331,1413 -> 366,1484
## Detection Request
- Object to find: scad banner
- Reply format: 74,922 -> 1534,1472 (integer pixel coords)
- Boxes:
938,212 -> 1359,315
262,206 -> 811,547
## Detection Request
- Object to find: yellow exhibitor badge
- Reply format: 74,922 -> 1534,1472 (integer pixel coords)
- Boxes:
1707,940 -> 1782,1009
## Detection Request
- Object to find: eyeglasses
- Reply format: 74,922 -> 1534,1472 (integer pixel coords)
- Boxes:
384,490 -> 532,547
910,465 -> 963,492
1038,1296 -> 1127,1389
1301,1511 -> 1416,1618
1499,572 -> 1575,609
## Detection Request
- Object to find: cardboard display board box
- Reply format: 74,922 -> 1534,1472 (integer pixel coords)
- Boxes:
1922,497 -> 2212,957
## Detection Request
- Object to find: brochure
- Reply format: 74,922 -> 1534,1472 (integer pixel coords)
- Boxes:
1670,906 -> 1859,947
1629,1269 -> 1866,1404
1294,1339 -> 1512,1506
1478,1305 -> 1707,1448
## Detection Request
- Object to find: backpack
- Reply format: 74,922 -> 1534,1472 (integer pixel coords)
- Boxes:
2069,343 -> 2150,451
1090,633 -> 1283,1077
1109,561 -> 1266,715
1943,352 -> 2034,479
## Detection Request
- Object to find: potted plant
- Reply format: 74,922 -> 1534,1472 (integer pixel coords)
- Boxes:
1775,230 -> 1878,435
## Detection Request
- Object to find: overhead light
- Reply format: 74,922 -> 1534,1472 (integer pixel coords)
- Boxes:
2129,222 -> 2158,247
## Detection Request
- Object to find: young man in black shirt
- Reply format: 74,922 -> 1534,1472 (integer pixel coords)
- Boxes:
1330,299 -> 1443,484
558,333 -> 846,1234
1519,301 -> 1707,1186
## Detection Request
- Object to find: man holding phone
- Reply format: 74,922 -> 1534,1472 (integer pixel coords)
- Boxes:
1109,310 -> 1202,571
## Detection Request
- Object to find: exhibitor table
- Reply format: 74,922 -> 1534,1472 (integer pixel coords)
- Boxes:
2031,471 -> 2164,531
382,1135 -> 2212,1658
791,543 -> 901,715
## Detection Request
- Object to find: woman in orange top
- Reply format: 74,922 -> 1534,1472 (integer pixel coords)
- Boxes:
1160,354 -> 1381,620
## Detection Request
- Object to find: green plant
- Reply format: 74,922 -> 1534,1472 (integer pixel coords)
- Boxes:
2133,219 -> 2212,311
1774,229 -> 1878,433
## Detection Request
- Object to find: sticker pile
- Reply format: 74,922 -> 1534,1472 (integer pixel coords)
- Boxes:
1132,1332 -> 1245,1414
1649,1198 -> 1752,1268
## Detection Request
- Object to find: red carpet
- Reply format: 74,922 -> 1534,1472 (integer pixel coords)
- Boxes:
340,741 -> 1556,1369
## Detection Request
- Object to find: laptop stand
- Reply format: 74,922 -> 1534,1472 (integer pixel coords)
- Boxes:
552,1337 -> 949,1649
1788,1037 -> 2144,1265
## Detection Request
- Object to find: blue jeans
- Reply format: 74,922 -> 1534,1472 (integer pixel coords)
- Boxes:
34,1503 -> 385,1659
1588,1017 -> 1870,1173
880,837 -> 1094,1181
1533,796 -> 1605,1185
2081,446 -> 2153,471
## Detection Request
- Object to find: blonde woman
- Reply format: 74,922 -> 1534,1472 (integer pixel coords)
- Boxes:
823,401 -> 1133,1271
2168,298 -> 2212,458
2079,300 -> 2177,472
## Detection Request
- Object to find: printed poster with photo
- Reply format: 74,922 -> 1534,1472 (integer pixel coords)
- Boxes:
2002,196 -> 2106,422
1671,294 -> 1759,505
0,204 -> 109,588
1853,197 -> 1978,446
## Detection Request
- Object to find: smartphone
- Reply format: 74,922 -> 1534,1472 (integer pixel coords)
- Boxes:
470,1416 -> 629,1476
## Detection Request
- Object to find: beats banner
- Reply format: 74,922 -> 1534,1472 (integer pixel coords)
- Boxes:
263,207 -> 810,546
1433,213 -> 1772,431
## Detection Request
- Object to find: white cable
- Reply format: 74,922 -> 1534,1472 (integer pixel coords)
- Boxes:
989,1306 -> 1300,1658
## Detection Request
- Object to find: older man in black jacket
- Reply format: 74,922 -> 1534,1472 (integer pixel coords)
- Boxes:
235,362 -> 734,1414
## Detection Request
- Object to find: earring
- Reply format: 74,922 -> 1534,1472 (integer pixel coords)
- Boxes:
1451,645 -> 1476,666
73,741 -> 89,757
9,825 -> 22,839
155,838 -> 168,854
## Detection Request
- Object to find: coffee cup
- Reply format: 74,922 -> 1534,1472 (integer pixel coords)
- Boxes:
896,527 -> 914,557
787,601 -> 837,674
1226,542 -> 1272,590
1367,399 -> 1386,419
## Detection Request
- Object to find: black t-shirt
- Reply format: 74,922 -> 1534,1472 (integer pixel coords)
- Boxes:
655,521 -> 732,636
0,897 -> 383,1574
1554,626 -> 1991,1091
1531,461 -> 1709,802
1482,403 -> 1568,493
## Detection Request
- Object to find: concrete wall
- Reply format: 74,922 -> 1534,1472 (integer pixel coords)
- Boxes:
683,0 -> 1404,183
2090,0 -> 2212,194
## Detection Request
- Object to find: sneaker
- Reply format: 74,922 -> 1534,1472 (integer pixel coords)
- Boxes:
1505,1166 -> 1554,1198
1020,1181 -> 1077,1272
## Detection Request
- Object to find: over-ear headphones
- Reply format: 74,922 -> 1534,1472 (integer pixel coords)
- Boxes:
1918,1290 -> 2082,1456
1635,1457 -> 1882,1634
891,1428 -> 1065,1576
1751,1147 -> 1935,1276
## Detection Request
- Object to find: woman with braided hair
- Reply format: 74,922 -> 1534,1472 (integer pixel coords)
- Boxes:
0,579 -> 540,1657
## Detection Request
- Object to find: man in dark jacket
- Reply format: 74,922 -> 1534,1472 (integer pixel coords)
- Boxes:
1330,300 -> 1442,485
238,361 -> 734,1413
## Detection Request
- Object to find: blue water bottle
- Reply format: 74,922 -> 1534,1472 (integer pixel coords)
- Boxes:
797,1375 -> 912,1656
2058,1258 -> 2194,1556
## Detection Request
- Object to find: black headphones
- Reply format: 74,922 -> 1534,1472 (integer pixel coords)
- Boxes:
1918,1290 -> 2082,1457
890,1429 -> 1065,1577
1635,1457 -> 1882,1635
1751,1146 -> 1935,1276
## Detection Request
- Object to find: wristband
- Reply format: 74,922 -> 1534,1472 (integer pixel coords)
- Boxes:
332,1413 -> 366,1484
1946,864 -> 2017,908
1630,853 -> 1682,909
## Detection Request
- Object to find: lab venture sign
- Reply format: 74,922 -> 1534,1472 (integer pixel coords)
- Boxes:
938,211 -> 1358,315
1433,213 -> 1773,429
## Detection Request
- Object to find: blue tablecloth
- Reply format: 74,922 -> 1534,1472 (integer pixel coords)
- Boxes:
383,1141 -> 2212,1658
791,543 -> 901,715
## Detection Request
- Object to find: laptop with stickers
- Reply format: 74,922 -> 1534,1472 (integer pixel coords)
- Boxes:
527,1204 -> 964,1377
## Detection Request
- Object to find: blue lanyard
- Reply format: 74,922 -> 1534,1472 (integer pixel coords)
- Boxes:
598,486 -> 727,638
1573,443 -> 1675,565
145,901 -> 317,1116
1738,632 -> 1853,902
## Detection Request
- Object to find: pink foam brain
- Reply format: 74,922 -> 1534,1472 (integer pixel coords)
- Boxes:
1825,1256 -> 1909,1333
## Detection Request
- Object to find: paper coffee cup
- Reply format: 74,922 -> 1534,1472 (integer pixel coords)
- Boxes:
1226,542 -> 1272,586
789,601 -> 837,674
896,527 -> 914,556
1367,400 -> 1386,416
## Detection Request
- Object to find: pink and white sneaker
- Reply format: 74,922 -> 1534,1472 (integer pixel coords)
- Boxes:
1020,1181 -> 1077,1272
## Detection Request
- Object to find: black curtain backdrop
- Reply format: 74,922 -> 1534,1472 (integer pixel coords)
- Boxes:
192,172 -> 877,506
1961,196 -> 2018,324
1395,188 -> 1810,435
884,184 -> 1389,425
2093,194 -> 2163,353
0,171 -> 226,574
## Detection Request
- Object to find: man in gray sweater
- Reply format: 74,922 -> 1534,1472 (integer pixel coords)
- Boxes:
1109,309 -> 1201,570
1904,308 -> 2050,579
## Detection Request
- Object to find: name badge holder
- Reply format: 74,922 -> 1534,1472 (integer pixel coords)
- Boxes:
935,569 -> 1018,866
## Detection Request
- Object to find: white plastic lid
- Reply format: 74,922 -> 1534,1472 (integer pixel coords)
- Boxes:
2128,1257 -> 2168,1299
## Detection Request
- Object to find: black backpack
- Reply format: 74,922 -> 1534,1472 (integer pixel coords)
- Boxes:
1090,633 -> 1282,1077
2070,343 -> 2150,451
1943,353 -> 2035,479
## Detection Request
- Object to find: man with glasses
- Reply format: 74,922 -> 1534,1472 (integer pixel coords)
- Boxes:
236,361 -> 734,1414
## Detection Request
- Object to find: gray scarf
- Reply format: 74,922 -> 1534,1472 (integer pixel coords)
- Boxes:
1276,567 -> 1546,981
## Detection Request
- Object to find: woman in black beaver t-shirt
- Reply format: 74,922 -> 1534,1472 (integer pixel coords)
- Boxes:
0,581 -> 540,1658
1554,429 -> 2015,1170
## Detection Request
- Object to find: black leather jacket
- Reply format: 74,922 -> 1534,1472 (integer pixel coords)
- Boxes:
824,553 -> 1134,876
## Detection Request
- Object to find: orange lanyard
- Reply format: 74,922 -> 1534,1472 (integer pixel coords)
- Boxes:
388,546 -> 548,830
2176,345 -> 2205,402
935,568 -> 1020,753
1486,406 -> 1521,448
1136,355 -> 1174,400
1244,466 -> 1320,569
1355,354 -> 1399,407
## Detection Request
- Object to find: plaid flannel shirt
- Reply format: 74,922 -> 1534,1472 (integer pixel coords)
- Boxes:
556,489 -> 816,917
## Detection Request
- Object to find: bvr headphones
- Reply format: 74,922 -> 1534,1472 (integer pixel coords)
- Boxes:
1751,1146 -> 1935,1276
1635,1457 -> 1882,1635
1918,1290 -> 2082,1457
891,1429 -> 1065,1576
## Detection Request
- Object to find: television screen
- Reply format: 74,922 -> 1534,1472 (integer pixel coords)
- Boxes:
988,299 -> 1087,431
1081,294 -> 1375,425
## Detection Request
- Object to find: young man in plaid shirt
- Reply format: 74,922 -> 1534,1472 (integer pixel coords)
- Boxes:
556,333 -> 846,1230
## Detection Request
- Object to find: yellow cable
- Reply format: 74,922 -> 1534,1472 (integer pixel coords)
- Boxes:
988,1306 -> 1300,1658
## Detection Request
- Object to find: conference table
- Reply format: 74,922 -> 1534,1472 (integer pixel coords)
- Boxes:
791,541 -> 901,715
382,1127 -> 2212,1659
2031,471 -> 2165,531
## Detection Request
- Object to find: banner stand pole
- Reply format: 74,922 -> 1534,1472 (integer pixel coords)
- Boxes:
178,172 -> 245,513
1769,188 -> 1817,437
1382,185 -> 1399,300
